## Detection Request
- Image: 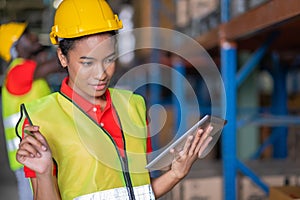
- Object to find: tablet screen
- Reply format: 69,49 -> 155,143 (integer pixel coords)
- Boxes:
145,115 -> 227,170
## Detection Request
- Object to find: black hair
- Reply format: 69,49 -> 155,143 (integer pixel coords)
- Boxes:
58,31 -> 117,57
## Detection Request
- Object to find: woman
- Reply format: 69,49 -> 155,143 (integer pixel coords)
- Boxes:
16,0 -> 213,199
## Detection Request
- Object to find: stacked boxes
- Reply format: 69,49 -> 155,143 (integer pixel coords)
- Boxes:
159,160 -> 300,200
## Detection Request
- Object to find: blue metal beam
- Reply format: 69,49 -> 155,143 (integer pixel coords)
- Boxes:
172,62 -> 187,137
149,0 -> 161,152
221,1 -> 238,200
236,32 -> 278,87
270,53 -> 288,158
221,0 -> 231,23
149,0 -> 162,179
221,41 -> 238,200
236,160 -> 269,194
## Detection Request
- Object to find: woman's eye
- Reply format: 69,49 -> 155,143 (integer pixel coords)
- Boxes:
81,62 -> 93,66
103,57 -> 115,65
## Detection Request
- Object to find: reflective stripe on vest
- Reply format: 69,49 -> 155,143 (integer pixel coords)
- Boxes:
6,137 -> 20,152
74,184 -> 155,200
3,112 -> 20,129
3,113 -> 20,154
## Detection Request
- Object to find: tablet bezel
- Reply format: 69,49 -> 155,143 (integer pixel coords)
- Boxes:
145,115 -> 226,170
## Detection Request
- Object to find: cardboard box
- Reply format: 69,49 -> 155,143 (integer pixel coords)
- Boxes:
269,186 -> 300,200
164,176 -> 223,200
182,176 -> 223,200
239,175 -> 287,200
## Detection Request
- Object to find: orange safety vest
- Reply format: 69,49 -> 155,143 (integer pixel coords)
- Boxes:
17,88 -> 155,200
2,58 -> 51,171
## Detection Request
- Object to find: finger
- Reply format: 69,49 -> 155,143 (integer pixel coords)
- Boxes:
199,125 -> 213,146
21,131 -> 47,157
22,134 -> 43,149
16,148 -> 36,163
32,132 -> 48,151
17,156 -> 25,163
24,126 -> 41,141
180,135 -> 194,156
170,148 -> 180,161
188,129 -> 203,156
19,140 -> 41,158
198,136 -> 213,158
17,148 -> 34,158
170,148 -> 175,153
16,153 -> 35,168
24,125 -> 40,135
194,125 -> 213,153
24,127 -> 48,151
16,154 -> 26,163
171,146 -> 187,161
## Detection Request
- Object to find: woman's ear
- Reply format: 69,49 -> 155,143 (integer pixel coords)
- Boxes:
57,48 -> 68,68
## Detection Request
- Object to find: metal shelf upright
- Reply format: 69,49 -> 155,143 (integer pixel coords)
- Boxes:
219,0 -> 300,199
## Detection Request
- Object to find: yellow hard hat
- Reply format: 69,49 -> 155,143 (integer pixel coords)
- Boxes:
50,0 -> 123,45
0,22 -> 27,62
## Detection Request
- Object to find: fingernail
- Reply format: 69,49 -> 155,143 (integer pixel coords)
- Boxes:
30,154 -> 34,158
37,153 -> 41,157
42,145 -> 47,151
197,129 -> 203,135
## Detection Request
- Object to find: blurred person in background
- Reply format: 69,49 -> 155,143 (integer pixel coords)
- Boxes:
0,22 -> 62,200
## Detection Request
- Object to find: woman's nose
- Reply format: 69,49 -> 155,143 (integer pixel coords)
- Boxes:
93,64 -> 106,80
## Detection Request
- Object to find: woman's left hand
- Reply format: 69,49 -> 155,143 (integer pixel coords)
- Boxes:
169,126 -> 213,180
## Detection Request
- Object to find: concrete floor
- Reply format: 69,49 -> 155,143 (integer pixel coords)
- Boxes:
0,136 -> 19,200
0,130 -> 18,200
0,117 -> 19,200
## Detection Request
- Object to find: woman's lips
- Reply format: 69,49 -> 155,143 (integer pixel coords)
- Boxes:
92,83 -> 107,90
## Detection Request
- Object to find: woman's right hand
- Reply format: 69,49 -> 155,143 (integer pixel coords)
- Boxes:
16,125 -> 53,175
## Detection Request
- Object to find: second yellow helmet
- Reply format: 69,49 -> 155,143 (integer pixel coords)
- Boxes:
50,0 -> 123,45
0,22 -> 27,62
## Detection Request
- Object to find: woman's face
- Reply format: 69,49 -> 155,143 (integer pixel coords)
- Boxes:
58,33 -> 116,104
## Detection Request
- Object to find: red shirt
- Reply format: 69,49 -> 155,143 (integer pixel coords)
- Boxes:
24,77 -> 152,177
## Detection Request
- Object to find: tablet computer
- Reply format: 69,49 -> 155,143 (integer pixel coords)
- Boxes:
145,115 -> 227,170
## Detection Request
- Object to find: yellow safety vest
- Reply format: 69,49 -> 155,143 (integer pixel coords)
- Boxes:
2,58 -> 51,171
17,88 -> 155,200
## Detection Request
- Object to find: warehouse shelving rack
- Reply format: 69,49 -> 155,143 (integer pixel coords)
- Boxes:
149,0 -> 300,200
203,0 -> 300,199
